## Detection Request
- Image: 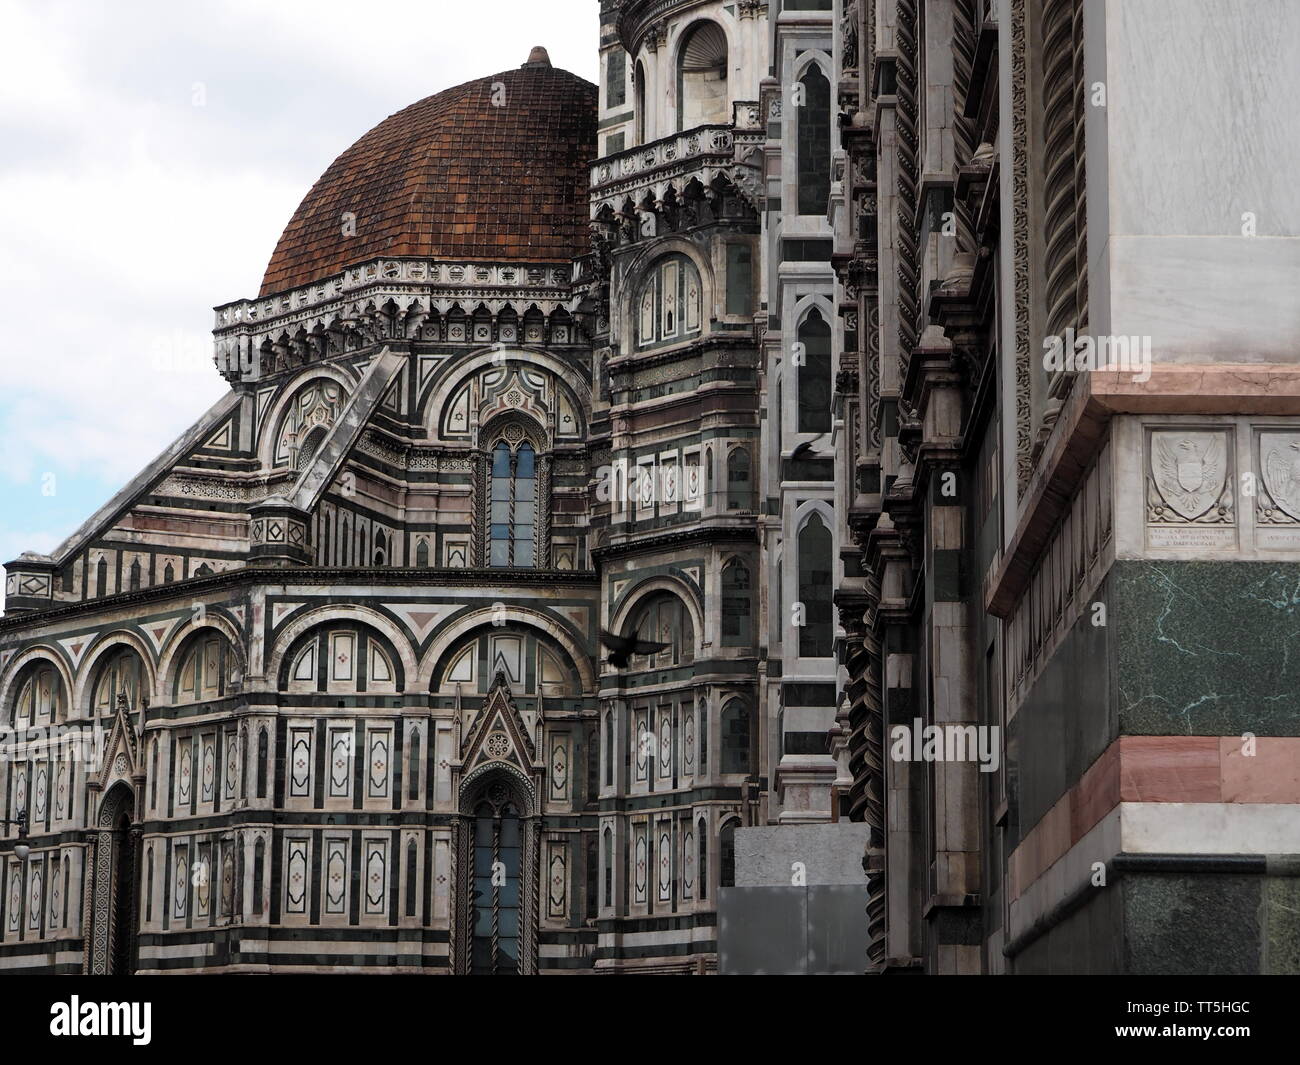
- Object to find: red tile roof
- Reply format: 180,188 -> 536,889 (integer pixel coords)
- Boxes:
260,56 -> 596,298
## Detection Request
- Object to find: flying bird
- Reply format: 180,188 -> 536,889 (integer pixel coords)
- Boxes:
599,628 -> 670,669
791,435 -> 829,461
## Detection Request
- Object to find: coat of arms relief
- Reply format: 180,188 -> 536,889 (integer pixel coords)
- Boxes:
1147,430 -> 1234,525
1257,431 -> 1300,525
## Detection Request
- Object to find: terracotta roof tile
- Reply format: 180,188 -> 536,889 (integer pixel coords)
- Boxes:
259,60 -> 596,297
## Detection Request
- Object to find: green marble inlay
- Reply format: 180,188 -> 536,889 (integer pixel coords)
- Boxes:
1263,876 -> 1300,975
1114,561 -> 1300,736
1124,874 -> 1261,975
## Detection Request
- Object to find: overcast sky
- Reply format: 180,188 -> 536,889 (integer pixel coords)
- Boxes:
0,0 -> 598,605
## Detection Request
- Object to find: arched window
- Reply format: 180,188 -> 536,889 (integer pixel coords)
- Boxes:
374,529 -> 388,567
415,539 -> 430,568
604,712 -> 614,787
635,256 -> 703,349
726,446 -> 752,510
635,60 -> 647,144
256,730 -> 268,799
720,699 -> 751,775
699,697 -> 708,775
408,730 -> 422,801
163,561 -> 175,584
96,556 -> 108,597
91,647 -> 144,723
471,800 -> 522,974
699,824 -> 709,899
797,64 -> 831,215
11,662 -> 64,727
405,840 -> 418,918
128,558 -> 142,592
603,827 -> 614,907
253,838 -> 266,913
489,439 -> 537,568
678,21 -> 729,131
798,512 -> 834,657
626,592 -> 695,667
721,558 -> 752,647
705,446 -> 713,507
797,308 -> 832,433
720,819 -> 738,887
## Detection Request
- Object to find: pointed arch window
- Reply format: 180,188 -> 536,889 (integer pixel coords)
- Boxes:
699,824 -> 709,899
797,308 -> 832,433
798,512 -> 834,657
407,730 -> 422,800
720,819 -> 738,887
489,440 -> 536,568
603,826 -> 614,908
797,64 -> 831,215
635,60 -> 647,144
405,840 -> 418,918
256,729 -> 268,799
253,838 -> 266,913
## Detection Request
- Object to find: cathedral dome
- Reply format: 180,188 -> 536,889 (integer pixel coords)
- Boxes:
259,50 -> 596,298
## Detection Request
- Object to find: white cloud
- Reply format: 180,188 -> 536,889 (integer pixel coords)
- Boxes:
0,0 -> 598,513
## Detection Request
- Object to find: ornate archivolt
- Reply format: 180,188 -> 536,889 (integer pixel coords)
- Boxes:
0,646 -> 75,723
264,603 -> 420,692
425,349 -> 589,445
71,631 -> 157,715
255,366 -> 358,470
416,605 -> 596,694
155,617 -> 246,699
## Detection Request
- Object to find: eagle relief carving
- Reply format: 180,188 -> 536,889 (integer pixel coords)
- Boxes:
1148,431 -> 1233,525
1259,433 -> 1300,524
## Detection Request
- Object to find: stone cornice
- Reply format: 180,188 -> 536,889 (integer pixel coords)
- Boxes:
0,567 -> 600,636
986,364 -> 1300,618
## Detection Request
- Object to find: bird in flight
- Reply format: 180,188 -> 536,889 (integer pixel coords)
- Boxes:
599,627 -> 670,669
